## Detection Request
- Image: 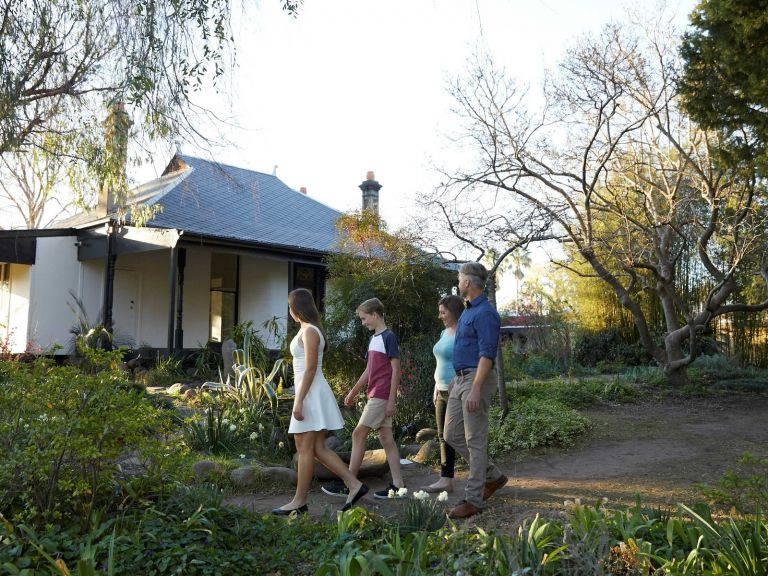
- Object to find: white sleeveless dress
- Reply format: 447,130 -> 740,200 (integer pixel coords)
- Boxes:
288,325 -> 345,434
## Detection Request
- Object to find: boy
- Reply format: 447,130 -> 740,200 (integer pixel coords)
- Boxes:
322,298 -> 405,502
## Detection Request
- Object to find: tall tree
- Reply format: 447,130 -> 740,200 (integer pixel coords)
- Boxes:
0,0 -> 300,220
415,187 -> 557,413
440,18 -> 768,385
679,0 -> 768,171
0,134 -> 76,229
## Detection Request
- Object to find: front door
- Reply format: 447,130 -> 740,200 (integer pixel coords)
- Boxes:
114,268 -> 139,347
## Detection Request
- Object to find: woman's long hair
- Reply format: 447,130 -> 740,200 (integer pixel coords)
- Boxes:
288,288 -> 329,351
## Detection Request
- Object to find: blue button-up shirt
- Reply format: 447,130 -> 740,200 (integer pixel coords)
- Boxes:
453,294 -> 501,371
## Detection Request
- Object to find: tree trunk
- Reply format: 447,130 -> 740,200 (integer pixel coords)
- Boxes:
486,274 -> 509,417
664,364 -> 690,387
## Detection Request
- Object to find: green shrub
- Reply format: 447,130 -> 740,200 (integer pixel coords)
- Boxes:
574,328 -> 651,367
143,353 -> 185,387
698,452 -> 768,514
0,351 -> 183,526
0,498 -> 337,575
508,377 -> 639,409
184,405 -> 240,455
488,398 -> 591,457
393,335 -> 438,440
521,353 -> 563,379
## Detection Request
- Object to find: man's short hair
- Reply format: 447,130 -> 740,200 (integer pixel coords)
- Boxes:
459,262 -> 488,289
356,297 -> 385,317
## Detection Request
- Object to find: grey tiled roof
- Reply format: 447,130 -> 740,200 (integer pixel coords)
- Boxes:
58,155 -> 345,254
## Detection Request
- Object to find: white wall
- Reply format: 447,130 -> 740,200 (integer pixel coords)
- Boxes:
239,256 -> 289,348
27,237 -> 82,352
11,236 -> 298,352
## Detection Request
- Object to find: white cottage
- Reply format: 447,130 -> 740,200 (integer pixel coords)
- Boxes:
0,155 -> 383,355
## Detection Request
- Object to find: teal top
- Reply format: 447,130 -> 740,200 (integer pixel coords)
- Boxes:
433,329 -> 456,390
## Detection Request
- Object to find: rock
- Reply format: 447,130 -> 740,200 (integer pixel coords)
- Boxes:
192,460 -> 221,480
184,388 -> 197,400
167,383 -> 189,395
400,444 -> 421,458
411,439 -> 439,464
307,448 -> 391,481
261,466 -> 297,486
415,428 -> 438,443
221,339 -> 237,378
230,465 -> 260,487
324,435 -> 341,451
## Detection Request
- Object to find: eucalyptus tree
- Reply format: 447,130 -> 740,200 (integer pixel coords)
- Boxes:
440,17 -> 768,385
0,0 -> 300,222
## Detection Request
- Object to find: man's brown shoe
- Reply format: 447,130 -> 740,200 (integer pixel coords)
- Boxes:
448,500 -> 480,519
483,474 -> 508,500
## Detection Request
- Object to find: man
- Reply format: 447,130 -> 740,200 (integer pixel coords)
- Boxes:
444,261 -> 508,519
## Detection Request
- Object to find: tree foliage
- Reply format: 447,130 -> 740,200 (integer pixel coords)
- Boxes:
440,16 -> 768,384
0,0 -> 300,221
324,211 -> 454,379
680,0 -> 768,170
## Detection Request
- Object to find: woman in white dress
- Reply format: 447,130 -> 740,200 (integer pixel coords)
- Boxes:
272,288 -> 369,515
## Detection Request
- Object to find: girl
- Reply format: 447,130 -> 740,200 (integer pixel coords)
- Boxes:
272,288 -> 368,514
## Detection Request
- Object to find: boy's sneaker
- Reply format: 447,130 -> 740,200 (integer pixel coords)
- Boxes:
321,481 -> 349,498
373,484 -> 407,500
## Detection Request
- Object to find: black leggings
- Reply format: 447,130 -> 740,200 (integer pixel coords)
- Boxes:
435,389 -> 455,478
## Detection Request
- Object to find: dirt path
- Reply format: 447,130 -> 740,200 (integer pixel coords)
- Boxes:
226,393 -> 768,531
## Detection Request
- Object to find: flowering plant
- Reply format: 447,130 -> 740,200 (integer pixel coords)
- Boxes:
398,489 -> 449,534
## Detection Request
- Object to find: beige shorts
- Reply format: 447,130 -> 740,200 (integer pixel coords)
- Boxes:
359,397 -> 392,430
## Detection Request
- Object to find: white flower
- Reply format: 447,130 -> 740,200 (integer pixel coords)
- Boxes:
38,414 -> 48,421
249,432 -> 258,441
437,491 -> 449,502
239,454 -> 246,459
602,496 -> 609,504
414,490 -> 429,501
258,423 -> 264,432
574,498 -> 581,506
278,441 -> 285,449
222,419 -> 229,425
388,489 -> 396,499
229,424 -> 236,431
397,487 -> 408,497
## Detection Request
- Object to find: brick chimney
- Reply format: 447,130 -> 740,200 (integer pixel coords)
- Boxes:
299,187 -> 307,195
97,101 -> 132,217
359,171 -> 382,215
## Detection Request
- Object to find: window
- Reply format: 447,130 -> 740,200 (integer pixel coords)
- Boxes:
291,263 -> 326,310
209,254 -> 238,342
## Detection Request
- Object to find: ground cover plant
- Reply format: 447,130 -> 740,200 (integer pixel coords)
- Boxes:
315,498 -> 768,575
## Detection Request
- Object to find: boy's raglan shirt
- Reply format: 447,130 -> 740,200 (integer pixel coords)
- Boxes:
365,329 -> 400,400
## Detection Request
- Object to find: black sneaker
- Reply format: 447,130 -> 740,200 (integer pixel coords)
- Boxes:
321,481 -> 349,498
373,484 -> 407,500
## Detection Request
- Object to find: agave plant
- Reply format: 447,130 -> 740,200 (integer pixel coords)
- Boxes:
202,328 -> 288,412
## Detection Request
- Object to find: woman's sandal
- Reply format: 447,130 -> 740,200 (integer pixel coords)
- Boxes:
341,483 -> 369,512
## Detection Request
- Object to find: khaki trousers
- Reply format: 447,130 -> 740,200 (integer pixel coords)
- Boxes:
444,368 -> 502,508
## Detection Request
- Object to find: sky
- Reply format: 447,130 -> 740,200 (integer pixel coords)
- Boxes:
132,0 -> 697,308
140,0 -> 698,232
